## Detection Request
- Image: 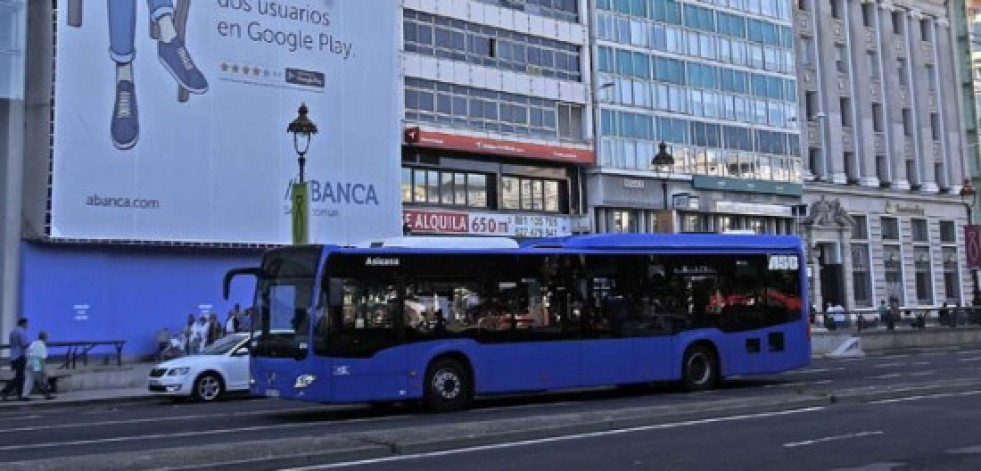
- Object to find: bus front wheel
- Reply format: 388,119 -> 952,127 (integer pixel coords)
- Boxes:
682,345 -> 718,392
424,357 -> 471,412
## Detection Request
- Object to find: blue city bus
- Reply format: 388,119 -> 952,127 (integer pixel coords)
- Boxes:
225,233 -> 809,411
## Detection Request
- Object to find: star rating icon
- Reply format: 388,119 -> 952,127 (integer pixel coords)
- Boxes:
220,63 -> 271,79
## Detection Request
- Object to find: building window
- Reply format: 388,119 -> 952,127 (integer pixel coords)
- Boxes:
475,0 -> 579,22
610,209 -> 635,233
852,244 -> 873,307
872,104 -> 884,132
868,52 -> 879,79
835,45 -> 848,73
404,10 -> 582,81
942,247 -> 961,303
881,217 -> 900,240
940,220 -> 956,243
402,167 -> 489,208
829,0 -> 842,19
884,245 -> 904,304
897,59 -> 908,86
500,176 -> 564,213
862,3 -> 875,27
852,215 -> 868,239
914,247 -> 932,305
902,108 -> 913,136
840,98 -> 851,127
558,103 -> 585,140
892,11 -> 904,35
405,78 -> 583,142
911,219 -> 928,242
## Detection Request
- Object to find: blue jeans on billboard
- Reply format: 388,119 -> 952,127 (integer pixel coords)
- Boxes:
107,1 -> 208,150
108,1 -> 174,65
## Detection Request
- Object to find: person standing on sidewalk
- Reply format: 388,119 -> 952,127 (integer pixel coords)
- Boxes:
23,331 -> 55,400
1,318 -> 29,401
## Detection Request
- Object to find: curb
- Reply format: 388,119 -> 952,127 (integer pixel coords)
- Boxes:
0,393 -> 155,410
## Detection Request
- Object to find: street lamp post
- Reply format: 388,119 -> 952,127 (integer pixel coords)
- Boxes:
651,141 -> 674,212
287,104 -> 318,244
959,179 -> 981,306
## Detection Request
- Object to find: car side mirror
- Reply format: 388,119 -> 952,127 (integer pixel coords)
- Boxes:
233,347 -> 250,357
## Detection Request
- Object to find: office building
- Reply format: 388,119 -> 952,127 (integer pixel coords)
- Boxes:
796,0 -> 973,311
588,0 -> 804,236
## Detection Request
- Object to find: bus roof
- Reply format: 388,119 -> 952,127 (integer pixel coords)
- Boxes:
521,233 -> 802,251
352,236 -> 519,249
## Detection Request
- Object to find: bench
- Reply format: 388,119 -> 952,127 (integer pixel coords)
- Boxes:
1,340 -> 126,369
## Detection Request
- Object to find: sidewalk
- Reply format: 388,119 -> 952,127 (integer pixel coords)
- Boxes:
0,386 -> 150,408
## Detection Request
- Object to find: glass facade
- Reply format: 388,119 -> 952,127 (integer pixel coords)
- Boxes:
593,0 -> 801,181
0,0 -> 26,100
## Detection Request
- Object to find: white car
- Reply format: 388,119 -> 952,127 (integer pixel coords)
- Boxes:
147,333 -> 251,401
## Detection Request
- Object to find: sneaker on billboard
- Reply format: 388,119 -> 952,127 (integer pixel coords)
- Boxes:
111,80 -> 139,150
158,38 -> 208,94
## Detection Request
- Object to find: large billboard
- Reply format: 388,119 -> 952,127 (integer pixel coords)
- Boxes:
52,1 -> 402,244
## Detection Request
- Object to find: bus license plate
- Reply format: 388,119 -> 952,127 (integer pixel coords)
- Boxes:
265,389 -> 280,398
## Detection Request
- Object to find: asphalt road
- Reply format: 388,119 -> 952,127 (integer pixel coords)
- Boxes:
1,345 -> 981,469
310,390 -> 981,471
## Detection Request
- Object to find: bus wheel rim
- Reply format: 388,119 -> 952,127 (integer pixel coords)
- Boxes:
433,369 -> 461,399
688,354 -> 710,384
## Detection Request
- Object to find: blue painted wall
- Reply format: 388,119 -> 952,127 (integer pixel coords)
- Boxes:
20,242 -> 262,358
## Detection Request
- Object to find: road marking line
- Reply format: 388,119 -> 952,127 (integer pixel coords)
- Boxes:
869,373 -> 903,380
782,368 -> 831,375
873,363 -> 905,369
957,357 -> 981,362
283,407 -> 827,470
0,412 -> 408,453
947,445 -> 981,454
909,371 -> 936,377
783,430 -> 884,448
910,362 -> 930,366
877,355 -> 910,360
0,405 -> 328,435
870,390 -> 981,404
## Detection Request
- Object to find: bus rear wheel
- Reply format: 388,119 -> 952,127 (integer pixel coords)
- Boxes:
424,358 -> 471,412
682,345 -> 718,392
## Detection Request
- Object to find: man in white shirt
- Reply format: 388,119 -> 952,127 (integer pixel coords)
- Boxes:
190,315 -> 208,354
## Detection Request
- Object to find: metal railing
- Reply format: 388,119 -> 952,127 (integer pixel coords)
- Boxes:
812,306 -> 981,332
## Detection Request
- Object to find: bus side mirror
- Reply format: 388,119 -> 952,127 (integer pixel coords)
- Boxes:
224,267 -> 261,300
233,347 -> 250,357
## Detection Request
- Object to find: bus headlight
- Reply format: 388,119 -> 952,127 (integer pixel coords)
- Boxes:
294,374 -> 317,389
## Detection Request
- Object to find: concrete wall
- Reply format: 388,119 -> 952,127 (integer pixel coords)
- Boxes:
813,328 -> 981,355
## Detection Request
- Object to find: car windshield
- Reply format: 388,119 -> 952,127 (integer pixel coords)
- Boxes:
202,334 -> 247,355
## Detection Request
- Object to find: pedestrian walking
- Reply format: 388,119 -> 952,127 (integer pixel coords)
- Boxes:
190,315 -> 208,353
207,312 -> 223,346
181,313 -> 196,355
1,318 -> 30,401
23,331 -> 55,400
887,299 -> 899,331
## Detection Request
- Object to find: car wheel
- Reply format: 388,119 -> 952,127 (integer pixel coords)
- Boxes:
424,357 -> 471,412
192,372 -> 224,402
681,344 -> 719,392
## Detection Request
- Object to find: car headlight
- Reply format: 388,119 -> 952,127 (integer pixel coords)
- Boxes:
167,367 -> 190,376
294,374 -> 317,389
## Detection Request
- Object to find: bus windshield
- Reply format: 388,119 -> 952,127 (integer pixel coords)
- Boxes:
253,246 -> 321,358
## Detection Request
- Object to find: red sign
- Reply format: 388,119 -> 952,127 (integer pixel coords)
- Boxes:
966,225 -> 981,269
403,129 -> 594,165
403,209 -> 573,238
403,210 -> 468,234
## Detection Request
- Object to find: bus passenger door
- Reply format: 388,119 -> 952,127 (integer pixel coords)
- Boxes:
322,277 -> 408,403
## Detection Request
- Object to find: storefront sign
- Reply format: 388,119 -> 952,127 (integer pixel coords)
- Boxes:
403,209 -> 573,238
403,129 -> 594,165
966,225 -> 981,269
714,201 -> 793,218
692,176 -> 803,196
623,178 -> 645,189
884,201 -> 926,217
